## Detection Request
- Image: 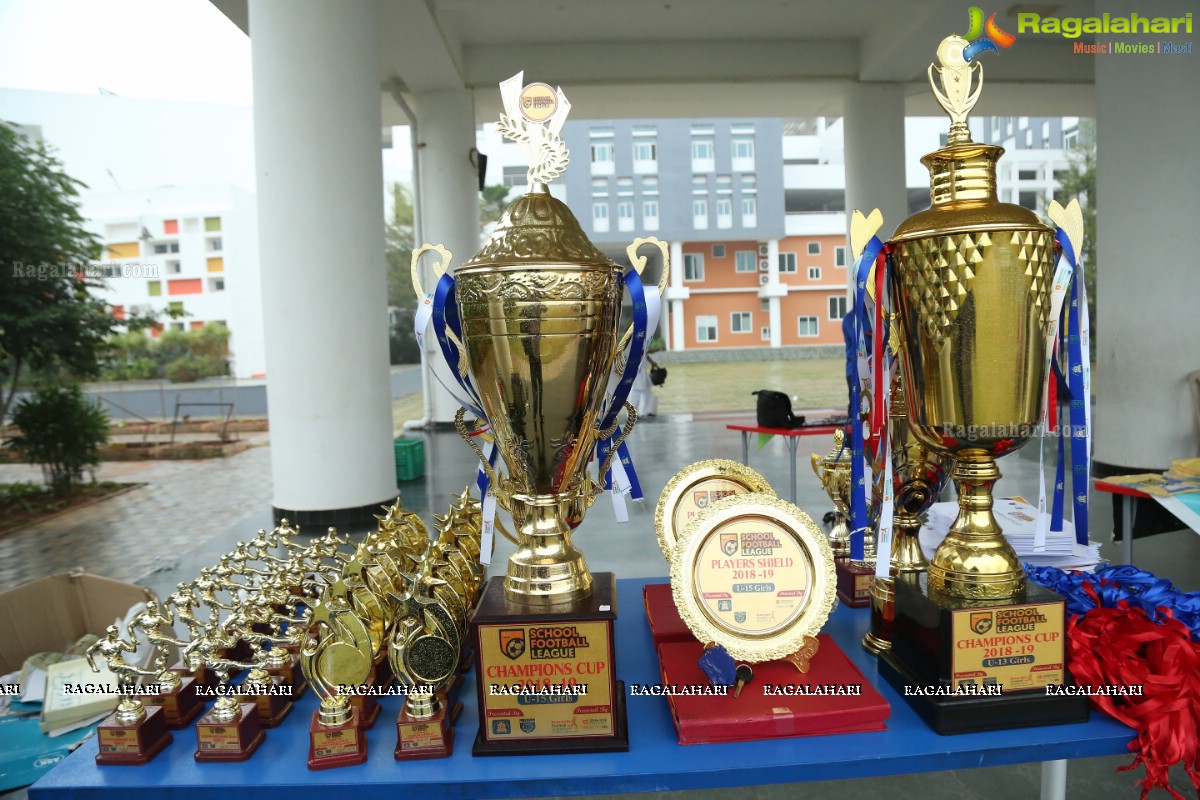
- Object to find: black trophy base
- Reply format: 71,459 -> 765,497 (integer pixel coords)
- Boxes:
878,650 -> 1089,734
472,685 -> 629,756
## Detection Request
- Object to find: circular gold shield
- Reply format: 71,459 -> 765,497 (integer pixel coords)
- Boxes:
669,493 -> 835,663
655,459 -> 774,560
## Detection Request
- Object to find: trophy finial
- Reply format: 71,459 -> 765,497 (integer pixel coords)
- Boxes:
929,35 -> 982,145
496,72 -> 571,186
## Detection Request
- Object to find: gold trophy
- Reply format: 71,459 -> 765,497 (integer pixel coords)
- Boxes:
415,73 -> 662,755
128,601 -> 205,729
302,594 -> 373,770
862,377 -> 950,654
811,431 -> 853,559
86,625 -> 173,765
877,35 -> 1086,732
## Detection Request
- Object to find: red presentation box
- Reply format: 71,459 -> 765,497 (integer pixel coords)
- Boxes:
643,583 -> 698,645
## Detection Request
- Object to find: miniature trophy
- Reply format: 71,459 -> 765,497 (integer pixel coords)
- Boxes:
86,625 -> 173,765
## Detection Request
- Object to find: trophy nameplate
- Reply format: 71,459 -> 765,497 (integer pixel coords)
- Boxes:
308,706 -> 368,770
395,691 -> 463,760
95,705 -> 173,766
836,561 -> 874,608
655,460 -> 774,560
670,493 -> 835,666
194,702 -> 264,762
471,573 -> 627,756
144,675 -> 204,729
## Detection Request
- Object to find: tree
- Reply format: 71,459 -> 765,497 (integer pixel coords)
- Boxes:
0,122 -> 122,423
1052,120 -> 1097,334
480,184 -> 513,227
383,183 -> 420,364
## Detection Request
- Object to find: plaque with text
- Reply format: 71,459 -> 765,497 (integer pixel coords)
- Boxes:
656,460 -> 774,560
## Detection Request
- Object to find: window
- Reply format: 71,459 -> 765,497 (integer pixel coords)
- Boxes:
807,242 -> 821,255
502,165 -> 527,188
741,196 -> 757,224
1018,169 -> 1038,181
1025,129 -> 1033,147
712,244 -> 726,258
732,137 -> 755,160
1018,190 -> 1038,210
731,124 -> 755,169
716,198 -> 732,228
684,253 -> 705,282
778,252 -> 797,273
590,128 -> 614,175
1041,120 -> 1051,148
760,298 -> 770,312
691,125 -> 715,172
632,128 -> 657,174
148,281 -> 162,297
798,316 -> 819,337
592,202 -> 609,233
153,242 -> 180,254
167,260 -> 182,274
591,141 -> 614,162
617,199 -> 634,232
835,246 -> 846,267
208,277 -> 225,292
828,296 -> 848,320
692,198 -> 708,228
735,251 -> 756,273
730,312 -> 752,334
207,257 -> 224,273
808,267 -> 821,280
163,219 -> 179,235
168,301 -> 184,312
1063,129 -> 1079,150
696,315 -> 717,343
207,237 -> 222,252
642,199 -> 659,230
761,326 -> 771,341
171,322 -> 186,332
204,217 -> 221,232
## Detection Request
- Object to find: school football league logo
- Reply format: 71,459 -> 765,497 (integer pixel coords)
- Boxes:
720,533 -> 739,556
970,611 -> 994,635
500,629 -> 526,660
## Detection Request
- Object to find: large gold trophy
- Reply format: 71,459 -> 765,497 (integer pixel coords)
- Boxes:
414,73 -> 665,755
876,35 -> 1087,732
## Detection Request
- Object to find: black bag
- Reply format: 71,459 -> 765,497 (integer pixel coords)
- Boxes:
752,389 -> 806,429
650,365 -> 667,386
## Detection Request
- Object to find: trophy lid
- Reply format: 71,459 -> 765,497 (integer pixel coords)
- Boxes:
461,72 -> 616,272
814,428 -> 851,470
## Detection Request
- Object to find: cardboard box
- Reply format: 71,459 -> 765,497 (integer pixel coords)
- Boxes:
0,568 -> 158,675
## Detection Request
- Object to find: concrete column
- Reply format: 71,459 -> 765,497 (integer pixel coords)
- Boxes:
250,0 -> 395,527
766,238 -> 783,348
1094,0 -> 1200,469
842,83 -> 907,241
414,90 -> 480,425
665,240 -> 689,351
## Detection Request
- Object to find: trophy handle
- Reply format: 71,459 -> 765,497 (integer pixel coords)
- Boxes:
626,236 -> 669,297
453,407 -> 509,512
410,243 -> 453,297
595,401 -> 638,489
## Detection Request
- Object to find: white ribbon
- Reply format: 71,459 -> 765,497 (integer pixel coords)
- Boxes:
1034,257 -> 1075,552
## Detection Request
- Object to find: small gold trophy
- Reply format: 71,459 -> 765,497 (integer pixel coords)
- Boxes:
128,601 -> 205,729
417,73 -> 665,755
877,35 -> 1086,732
812,430 -> 875,605
87,625 -> 173,765
188,619 -> 266,762
302,595 -> 373,770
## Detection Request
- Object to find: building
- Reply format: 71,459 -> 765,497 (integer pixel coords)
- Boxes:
86,185 -> 266,377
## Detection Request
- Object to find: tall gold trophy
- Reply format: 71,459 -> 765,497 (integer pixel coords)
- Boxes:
876,35 -> 1087,732
413,73 -> 665,755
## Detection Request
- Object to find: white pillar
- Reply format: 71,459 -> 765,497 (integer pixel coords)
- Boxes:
766,238 -> 783,348
414,90 -> 479,425
666,240 -> 688,351
843,83 -> 907,241
1094,0 -> 1200,469
250,0 -> 395,525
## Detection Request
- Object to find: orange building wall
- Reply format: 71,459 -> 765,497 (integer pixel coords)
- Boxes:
680,291 -> 767,349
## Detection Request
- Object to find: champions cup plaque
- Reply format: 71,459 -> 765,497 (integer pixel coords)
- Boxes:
414,73 -> 665,755
876,36 -> 1087,733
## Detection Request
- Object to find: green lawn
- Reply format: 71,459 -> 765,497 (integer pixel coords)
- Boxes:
392,358 -> 848,428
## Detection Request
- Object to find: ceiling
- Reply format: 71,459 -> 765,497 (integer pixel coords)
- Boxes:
212,0 -> 1098,125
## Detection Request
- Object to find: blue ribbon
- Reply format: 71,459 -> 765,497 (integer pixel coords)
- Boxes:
1054,228 -> 1090,546
1027,564 -> 1200,640
430,272 -> 486,419
597,269 -> 649,496
844,237 -> 883,561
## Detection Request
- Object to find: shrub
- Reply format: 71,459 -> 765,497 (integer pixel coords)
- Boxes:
5,384 -> 110,494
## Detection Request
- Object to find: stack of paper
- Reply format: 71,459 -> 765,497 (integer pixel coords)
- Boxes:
920,497 -> 1103,572
1105,457 -> 1200,496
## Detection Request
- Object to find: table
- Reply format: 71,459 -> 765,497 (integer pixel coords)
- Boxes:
30,577 -> 1134,800
725,423 -> 840,503
1093,479 -> 1146,565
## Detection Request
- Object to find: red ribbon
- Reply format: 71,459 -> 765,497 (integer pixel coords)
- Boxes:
1066,583 -> 1200,799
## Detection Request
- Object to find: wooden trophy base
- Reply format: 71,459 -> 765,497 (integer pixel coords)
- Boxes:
194,703 -> 265,762
248,677 -> 294,728
146,676 -> 205,729
308,707 -> 368,770
264,652 -> 308,700
348,678 -> 381,730
835,559 -> 873,608
882,575 -> 1088,734
95,704 -> 173,765
470,573 -> 629,756
394,701 -> 462,760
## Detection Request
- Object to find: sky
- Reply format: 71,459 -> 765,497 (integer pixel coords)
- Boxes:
0,0 -> 253,104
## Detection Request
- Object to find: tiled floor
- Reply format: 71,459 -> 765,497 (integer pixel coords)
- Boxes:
3,414 -> 1198,798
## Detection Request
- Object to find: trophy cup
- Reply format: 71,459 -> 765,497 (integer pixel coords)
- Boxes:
876,35 -> 1087,732
416,73 -> 664,756
188,619 -> 266,761
86,625 -> 173,765
389,606 -> 463,759
302,595 -> 373,770
128,601 -> 205,729
861,377 -> 950,654
812,430 -> 873,605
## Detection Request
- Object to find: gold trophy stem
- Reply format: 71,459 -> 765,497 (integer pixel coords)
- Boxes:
505,496 -> 594,605
318,695 -> 352,727
114,696 -> 147,725
891,512 -> 928,573
404,687 -> 440,721
928,454 -> 1025,600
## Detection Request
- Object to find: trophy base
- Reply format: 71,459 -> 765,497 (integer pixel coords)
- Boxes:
308,708 -> 368,770
836,559 -> 873,608
863,577 -> 895,655
885,574 -> 1088,734
249,677 -> 294,728
145,676 -> 205,729
349,675 -> 381,730
264,653 -> 308,700
194,703 -> 264,762
471,573 -> 628,756
394,700 -> 462,760
95,705 -> 173,765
